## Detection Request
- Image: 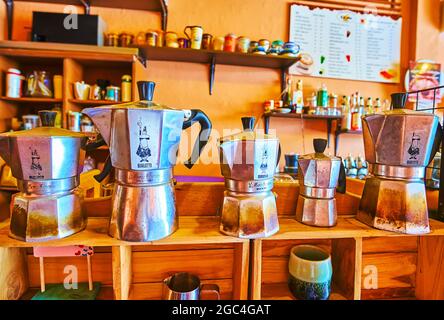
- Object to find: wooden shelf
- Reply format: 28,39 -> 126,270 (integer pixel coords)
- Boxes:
265,216 -> 444,241
134,46 -> 299,95
69,99 -> 119,106
0,217 -> 246,248
265,112 -> 342,120
1,96 -> 62,104
4,1 -> 168,40
261,283 -> 347,300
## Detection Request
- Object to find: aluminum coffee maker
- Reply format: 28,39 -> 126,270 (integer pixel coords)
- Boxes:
219,117 -> 280,238
0,110 -> 87,242
357,93 -> 442,234
296,139 -> 346,227
83,81 -> 211,242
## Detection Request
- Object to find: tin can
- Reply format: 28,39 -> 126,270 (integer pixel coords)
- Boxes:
248,41 -> 259,53
223,33 -> 237,52
178,38 -> 189,48
201,33 -> 213,50
212,36 -> 225,51
6,68 -> 24,98
236,37 -> 250,53
106,86 -> 120,102
165,31 -> 179,48
146,31 -> 158,47
121,75 -> 132,102
105,33 -> 119,47
119,33 -> 134,47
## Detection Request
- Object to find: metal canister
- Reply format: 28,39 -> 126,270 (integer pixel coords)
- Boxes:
165,31 -> 179,48
67,111 -> 82,132
6,68 -> 24,98
121,75 -> 132,102
156,30 -> 164,47
105,86 -> 120,102
89,84 -> 102,100
119,33 -> 134,47
201,33 -> 213,50
135,32 -> 147,45
146,31 -> 158,47
105,33 -> 119,47
223,33 -> 237,52
236,37 -> 250,53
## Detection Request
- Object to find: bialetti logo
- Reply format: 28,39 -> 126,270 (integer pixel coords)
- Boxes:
29,147 -> 44,179
258,147 -> 269,179
136,118 -> 152,169
407,132 -> 420,165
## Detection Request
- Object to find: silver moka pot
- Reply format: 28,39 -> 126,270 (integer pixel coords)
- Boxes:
0,110 -> 87,242
218,117 -> 280,238
83,81 -> 212,242
358,92 -> 442,234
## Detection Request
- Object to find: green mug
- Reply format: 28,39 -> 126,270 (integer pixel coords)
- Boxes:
288,245 -> 332,300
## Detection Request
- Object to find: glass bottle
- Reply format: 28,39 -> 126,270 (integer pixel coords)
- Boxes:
341,95 -> 351,131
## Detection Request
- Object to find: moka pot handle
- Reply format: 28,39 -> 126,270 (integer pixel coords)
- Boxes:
336,159 -> 347,194
182,109 -> 212,169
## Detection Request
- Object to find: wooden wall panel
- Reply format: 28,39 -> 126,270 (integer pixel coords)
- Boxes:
130,279 -> 233,300
132,249 -> 234,283
363,237 -> 418,254
416,236 -> 444,300
0,247 -> 28,299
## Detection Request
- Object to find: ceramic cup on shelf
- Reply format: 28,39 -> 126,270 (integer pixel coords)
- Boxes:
288,245 -> 332,300
162,272 -> 220,300
184,25 -> 203,49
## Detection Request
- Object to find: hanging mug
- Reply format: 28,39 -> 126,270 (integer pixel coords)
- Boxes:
184,26 -> 203,49
162,272 -> 220,300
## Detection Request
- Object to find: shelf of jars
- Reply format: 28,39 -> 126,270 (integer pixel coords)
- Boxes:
263,111 -> 342,147
134,45 -> 300,95
68,99 -> 119,106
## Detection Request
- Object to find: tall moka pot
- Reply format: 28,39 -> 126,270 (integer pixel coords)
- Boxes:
83,81 -> 212,242
357,93 -> 442,234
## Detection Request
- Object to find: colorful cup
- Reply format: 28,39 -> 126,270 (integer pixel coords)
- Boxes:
184,25 -> 203,49
212,36 -> 225,51
224,33 -> 237,52
248,41 -> 259,53
288,245 -> 332,300
165,31 -> 179,48
258,39 -> 270,52
236,36 -> 250,53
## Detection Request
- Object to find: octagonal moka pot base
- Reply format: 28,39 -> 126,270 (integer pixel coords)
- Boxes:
219,190 -> 279,239
357,176 -> 430,235
295,195 -> 337,227
9,190 -> 86,242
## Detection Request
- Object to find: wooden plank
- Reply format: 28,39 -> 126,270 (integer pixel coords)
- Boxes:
354,237 -> 362,300
232,241 -> 249,300
27,253 -> 112,287
363,237 -> 418,254
261,282 -> 347,300
361,287 -> 416,300
262,239 -> 331,257
0,247 -> 28,300
175,183 -> 225,216
132,249 -> 234,283
416,236 -> 444,300
331,238 -> 357,300
262,257 -> 289,284
346,178 -> 365,196
112,246 -> 132,300
361,252 -> 417,297
63,58 -> 83,125
0,217 -> 246,248
129,279 -> 233,300
250,240 -> 262,300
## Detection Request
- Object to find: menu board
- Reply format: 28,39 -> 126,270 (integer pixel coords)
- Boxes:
289,4 -> 402,83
